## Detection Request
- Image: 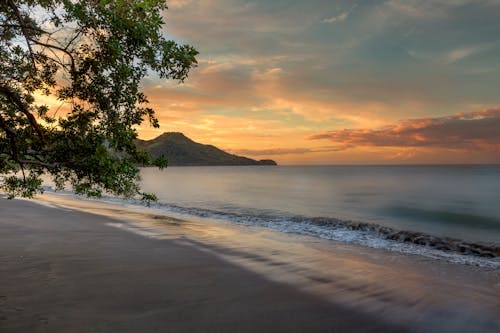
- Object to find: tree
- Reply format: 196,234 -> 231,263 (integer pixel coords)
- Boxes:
0,0 -> 198,200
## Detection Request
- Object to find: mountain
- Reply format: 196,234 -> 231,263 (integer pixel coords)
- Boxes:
135,132 -> 277,166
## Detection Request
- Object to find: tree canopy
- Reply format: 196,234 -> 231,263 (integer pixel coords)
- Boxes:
0,0 -> 198,199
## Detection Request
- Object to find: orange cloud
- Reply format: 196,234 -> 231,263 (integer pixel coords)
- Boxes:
229,144 -> 354,156
308,107 -> 500,152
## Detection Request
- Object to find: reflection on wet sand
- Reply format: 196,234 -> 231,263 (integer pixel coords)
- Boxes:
34,192 -> 500,332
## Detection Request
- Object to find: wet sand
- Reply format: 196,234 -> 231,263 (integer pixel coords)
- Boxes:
1,195 -> 499,332
0,197 -> 404,332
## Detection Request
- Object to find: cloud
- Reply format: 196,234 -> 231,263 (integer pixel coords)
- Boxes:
321,4 -> 358,24
444,45 -> 489,64
167,0 -> 193,9
408,44 -> 493,64
136,0 -> 500,164
382,0 -> 500,19
382,0 -> 428,18
230,148 -> 314,156
308,108 -> 500,152
229,146 -> 347,156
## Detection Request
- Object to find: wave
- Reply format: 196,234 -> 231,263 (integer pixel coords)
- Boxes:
301,216 -> 500,257
160,204 -> 498,255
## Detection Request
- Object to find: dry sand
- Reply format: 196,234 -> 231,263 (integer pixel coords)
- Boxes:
0,197 -> 404,333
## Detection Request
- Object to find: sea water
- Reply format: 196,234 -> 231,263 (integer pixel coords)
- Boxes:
139,165 -> 500,244
136,165 -> 500,268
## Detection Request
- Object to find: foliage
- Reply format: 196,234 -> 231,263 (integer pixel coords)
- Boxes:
0,0 -> 197,199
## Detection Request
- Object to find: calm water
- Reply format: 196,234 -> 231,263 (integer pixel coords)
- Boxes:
140,165 -> 500,245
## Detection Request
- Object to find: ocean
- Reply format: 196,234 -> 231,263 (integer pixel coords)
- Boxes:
138,165 -> 500,268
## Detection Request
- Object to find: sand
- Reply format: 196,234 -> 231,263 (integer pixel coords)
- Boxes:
1,195 -> 499,332
0,197 -> 404,333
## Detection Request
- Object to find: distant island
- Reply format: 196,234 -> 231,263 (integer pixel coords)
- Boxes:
136,132 -> 277,166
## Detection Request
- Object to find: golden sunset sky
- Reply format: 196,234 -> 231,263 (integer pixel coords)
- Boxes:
139,0 -> 500,164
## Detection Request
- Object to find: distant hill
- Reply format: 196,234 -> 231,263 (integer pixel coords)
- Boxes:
135,132 -> 277,166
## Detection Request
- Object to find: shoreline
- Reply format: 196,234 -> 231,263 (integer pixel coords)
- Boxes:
35,188 -> 500,270
1,194 -> 500,332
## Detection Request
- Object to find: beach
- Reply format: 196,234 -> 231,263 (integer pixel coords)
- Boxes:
1,194 -> 499,332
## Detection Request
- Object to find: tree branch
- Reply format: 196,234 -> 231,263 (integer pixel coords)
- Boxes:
18,159 -> 60,168
64,29 -> 83,52
0,23 -> 47,34
0,112 -> 19,163
27,37 -> 77,75
0,85 -> 45,142
0,113 -> 17,139
6,0 -> 37,68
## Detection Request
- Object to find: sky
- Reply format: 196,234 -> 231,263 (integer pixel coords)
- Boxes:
136,0 -> 500,164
